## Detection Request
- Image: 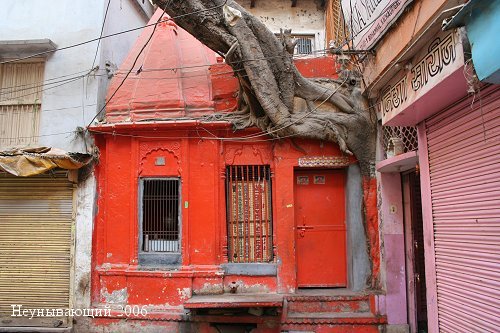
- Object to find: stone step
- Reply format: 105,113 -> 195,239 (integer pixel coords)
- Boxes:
285,294 -> 373,315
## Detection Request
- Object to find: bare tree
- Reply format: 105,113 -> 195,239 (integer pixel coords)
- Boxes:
154,0 -> 376,176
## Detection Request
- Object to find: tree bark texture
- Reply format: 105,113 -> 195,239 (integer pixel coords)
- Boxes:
154,0 -> 376,175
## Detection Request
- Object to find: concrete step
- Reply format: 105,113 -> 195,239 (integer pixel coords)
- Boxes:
285,293 -> 372,315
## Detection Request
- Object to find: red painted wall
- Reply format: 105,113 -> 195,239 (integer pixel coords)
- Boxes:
91,125 -> 363,301
90,56 -> 383,331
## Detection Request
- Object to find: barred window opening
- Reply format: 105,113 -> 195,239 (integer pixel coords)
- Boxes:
141,178 -> 180,253
382,126 -> 418,158
226,165 -> 273,263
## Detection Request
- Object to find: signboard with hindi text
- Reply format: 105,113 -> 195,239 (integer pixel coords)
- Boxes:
380,30 -> 466,126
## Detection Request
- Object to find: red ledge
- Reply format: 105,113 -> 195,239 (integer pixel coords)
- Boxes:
88,120 -> 232,132
282,315 -> 387,325
376,150 -> 418,173
184,294 -> 284,309
96,266 -> 224,278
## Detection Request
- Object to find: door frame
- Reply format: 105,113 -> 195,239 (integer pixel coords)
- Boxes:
402,170 -> 417,333
293,168 -> 347,288
402,169 -> 427,333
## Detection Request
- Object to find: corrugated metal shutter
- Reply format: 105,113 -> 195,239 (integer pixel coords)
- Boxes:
425,86 -> 500,332
0,172 -> 74,327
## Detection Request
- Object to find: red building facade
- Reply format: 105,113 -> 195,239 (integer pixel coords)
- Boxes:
89,11 -> 385,333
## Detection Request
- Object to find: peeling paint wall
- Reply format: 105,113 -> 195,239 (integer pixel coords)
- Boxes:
240,0 -> 326,53
74,176 -> 96,309
346,165 -> 370,291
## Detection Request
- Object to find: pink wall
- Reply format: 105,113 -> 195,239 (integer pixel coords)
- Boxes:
379,173 -> 408,325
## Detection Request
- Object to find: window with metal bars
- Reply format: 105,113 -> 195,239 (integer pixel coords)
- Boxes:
139,178 -> 181,265
274,33 -> 315,55
295,36 -> 314,55
226,165 -> 273,263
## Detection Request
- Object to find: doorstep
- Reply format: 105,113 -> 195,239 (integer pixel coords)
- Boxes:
184,293 -> 283,309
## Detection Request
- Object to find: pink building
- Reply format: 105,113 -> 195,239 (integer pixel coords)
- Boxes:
356,0 -> 500,332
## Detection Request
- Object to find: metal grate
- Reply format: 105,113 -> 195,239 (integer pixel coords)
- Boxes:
295,36 -> 314,55
382,126 -> 418,158
141,178 -> 180,253
226,165 -> 273,263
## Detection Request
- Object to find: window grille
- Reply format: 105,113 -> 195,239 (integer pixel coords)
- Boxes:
226,165 -> 273,263
295,36 -> 314,55
140,178 -> 180,253
382,126 -> 418,158
275,33 -> 315,55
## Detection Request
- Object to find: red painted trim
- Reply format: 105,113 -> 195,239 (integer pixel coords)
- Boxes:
417,122 -> 439,333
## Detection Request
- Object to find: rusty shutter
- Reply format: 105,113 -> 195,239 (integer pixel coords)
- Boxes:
0,172 -> 74,328
425,86 -> 500,332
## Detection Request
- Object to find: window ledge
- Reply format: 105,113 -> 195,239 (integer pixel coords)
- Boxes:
0,39 -> 57,57
138,252 -> 181,267
221,263 -> 277,276
376,150 -> 418,173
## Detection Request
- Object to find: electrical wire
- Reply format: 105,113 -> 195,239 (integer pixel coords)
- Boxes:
88,76 -> 349,143
0,75 -> 84,103
0,73 -> 89,99
84,0 -> 231,131
0,1 -> 229,65
0,68 -> 102,92
0,0 -> 397,68
92,0 -> 112,69
0,99 -> 383,142
1,0 -> 391,143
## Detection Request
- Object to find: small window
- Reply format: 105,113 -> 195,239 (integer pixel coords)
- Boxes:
275,33 -> 315,55
139,178 -> 181,266
294,36 -> 314,55
226,165 -> 273,263
0,60 -> 45,149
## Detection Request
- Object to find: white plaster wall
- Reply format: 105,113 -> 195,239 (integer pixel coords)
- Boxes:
239,0 -> 326,53
73,176 -> 96,309
0,0 -> 148,153
95,0 -> 149,121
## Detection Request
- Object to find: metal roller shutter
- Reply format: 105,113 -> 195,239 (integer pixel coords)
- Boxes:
425,87 -> 500,332
0,172 -> 74,328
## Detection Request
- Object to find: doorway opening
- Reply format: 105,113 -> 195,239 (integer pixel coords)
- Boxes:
402,170 -> 427,333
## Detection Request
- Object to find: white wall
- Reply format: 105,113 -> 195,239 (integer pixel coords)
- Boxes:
0,0 -> 149,153
239,0 -> 326,53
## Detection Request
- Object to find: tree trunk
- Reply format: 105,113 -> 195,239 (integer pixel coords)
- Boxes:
154,0 -> 379,287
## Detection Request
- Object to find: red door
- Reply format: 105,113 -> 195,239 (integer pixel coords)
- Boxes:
294,169 -> 347,287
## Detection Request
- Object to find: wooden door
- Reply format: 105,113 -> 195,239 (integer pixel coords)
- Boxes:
294,169 -> 347,287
